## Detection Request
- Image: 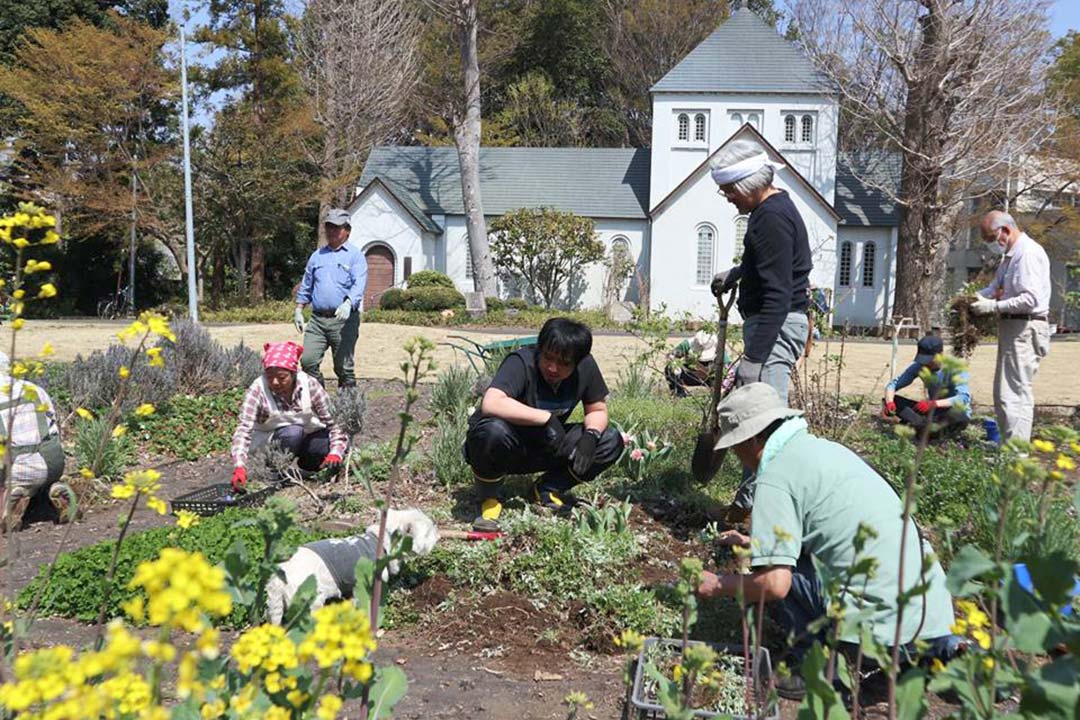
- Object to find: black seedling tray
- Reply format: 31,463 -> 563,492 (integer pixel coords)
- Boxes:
171,482 -> 280,517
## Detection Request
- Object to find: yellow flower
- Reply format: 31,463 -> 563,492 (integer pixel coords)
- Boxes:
196,628 -> 219,659
972,628 -> 991,650
76,407 -> 94,420
232,624 -> 299,675
39,342 -> 54,357
118,366 -> 131,380
79,467 -> 95,479
42,230 -> 60,245
1056,454 -> 1076,471
1032,439 -> 1055,454
12,289 -> 24,300
133,403 -> 155,417
128,548 -> 232,630
141,640 -> 176,663
317,694 -> 344,720
10,319 -> 23,331
36,283 -> 57,299
265,707 -> 291,720
930,658 -> 946,674
146,346 -> 164,368
981,656 -> 995,671
200,699 -> 226,719
672,664 -> 684,681
146,496 -> 167,515
297,603 -> 377,675
613,629 -> 645,653
111,484 -> 137,500
12,238 -> 28,249
176,510 -> 200,530
112,424 -> 128,438
122,597 -> 145,624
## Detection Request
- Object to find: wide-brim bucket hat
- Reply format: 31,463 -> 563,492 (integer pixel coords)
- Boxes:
713,382 -> 804,450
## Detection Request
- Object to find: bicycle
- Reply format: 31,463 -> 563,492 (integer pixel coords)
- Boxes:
96,288 -> 132,320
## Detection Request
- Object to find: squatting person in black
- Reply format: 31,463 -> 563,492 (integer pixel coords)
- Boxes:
463,318 -> 624,531
708,139 -> 813,511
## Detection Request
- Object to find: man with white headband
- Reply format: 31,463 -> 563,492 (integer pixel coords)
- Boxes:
709,139 -> 812,512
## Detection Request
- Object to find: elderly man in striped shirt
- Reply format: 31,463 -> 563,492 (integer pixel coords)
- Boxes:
970,210 -> 1052,443
230,341 -> 349,491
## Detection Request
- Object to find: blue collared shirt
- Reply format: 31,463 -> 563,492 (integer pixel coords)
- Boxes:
886,361 -> 972,418
295,242 -> 368,312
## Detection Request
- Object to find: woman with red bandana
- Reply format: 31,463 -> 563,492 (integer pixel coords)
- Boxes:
229,341 -> 349,490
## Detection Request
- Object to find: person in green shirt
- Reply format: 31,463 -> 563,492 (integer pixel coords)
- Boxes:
695,383 -> 961,700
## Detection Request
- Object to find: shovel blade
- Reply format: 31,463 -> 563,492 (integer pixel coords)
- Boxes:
691,432 -> 727,485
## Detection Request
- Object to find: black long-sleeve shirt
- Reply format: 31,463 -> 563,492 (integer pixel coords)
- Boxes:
735,190 -> 812,363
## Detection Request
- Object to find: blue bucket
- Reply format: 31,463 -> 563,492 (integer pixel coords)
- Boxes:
1013,563 -> 1080,617
983,418 -> 1000,444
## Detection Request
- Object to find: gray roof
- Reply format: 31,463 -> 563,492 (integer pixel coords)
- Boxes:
358,146 -> 651,220
835,153 -> 901,226
651,6 -> 829,94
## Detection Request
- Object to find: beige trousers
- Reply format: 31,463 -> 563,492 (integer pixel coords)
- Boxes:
993,318 -> 1050,442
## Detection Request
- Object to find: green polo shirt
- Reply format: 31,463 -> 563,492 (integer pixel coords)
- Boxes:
749,420 -> 955,645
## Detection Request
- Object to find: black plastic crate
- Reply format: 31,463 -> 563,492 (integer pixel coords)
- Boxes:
630,638 -> 777,719
171,482 -> 280,517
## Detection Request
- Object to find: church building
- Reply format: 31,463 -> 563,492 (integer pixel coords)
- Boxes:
348,2 -> 901,327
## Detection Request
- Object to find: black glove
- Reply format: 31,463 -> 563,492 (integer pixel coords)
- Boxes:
571,429 -> 600,477
543,414 -> 567,456
710,267 -> 741,297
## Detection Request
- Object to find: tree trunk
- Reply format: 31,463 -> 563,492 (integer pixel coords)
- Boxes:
454,0 -> 496,299
211,245 -> 226,307
249,241 -> 266,302
890,0 -> 949,332
317,198 -> 330,249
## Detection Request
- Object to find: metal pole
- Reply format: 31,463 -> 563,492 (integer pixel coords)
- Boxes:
129,160 -> 137,315
180,22 -> 199,323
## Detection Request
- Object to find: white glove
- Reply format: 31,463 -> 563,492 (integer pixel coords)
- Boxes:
970,297 -> 998,316
293,307 -> 305,333
736,359 -> 763,386
334,300 -> 352,321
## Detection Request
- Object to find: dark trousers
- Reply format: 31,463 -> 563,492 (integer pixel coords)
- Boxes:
891,396 -> 969,438
774,554 -> 961,667
272,425 -> 331,471
464,417 -> 623,490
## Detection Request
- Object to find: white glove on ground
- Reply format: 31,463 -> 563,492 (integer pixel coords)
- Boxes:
970,297 -> 998,316
293,307 -> 305,333
334,300 -> 352,321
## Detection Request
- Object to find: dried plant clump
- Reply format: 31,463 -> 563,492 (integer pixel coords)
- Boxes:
948,295 -> 995,359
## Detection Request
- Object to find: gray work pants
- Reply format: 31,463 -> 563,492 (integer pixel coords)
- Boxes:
300,312 -> 361,387
994,318 -> 1050,443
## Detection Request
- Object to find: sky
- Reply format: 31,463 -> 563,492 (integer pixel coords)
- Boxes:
1051,0 -> 1080,38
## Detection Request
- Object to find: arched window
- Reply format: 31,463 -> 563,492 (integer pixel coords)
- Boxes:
732,215 -> 749,264
801,115 -> 814,144
694,114 -> 707,142
611,236 -> 632,271
838,241 -> 853,287
695,224 -> 715,285
677,113 -> 689,142
784,115 -> 796,143
748,113 -> 760,131
731,112 -> 743,126
861,242 -> 876,288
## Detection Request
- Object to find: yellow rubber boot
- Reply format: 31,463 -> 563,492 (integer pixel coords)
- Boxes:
473,477 -> 504,532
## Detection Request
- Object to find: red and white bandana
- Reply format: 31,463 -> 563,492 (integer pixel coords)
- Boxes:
262,341 -> 303,372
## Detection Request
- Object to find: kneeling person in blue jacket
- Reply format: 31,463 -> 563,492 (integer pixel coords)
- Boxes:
884,335 -> 971,438
464,318 -> 624,532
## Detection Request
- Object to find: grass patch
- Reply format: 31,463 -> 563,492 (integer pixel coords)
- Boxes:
17,508 -> 333,628
130,388 -> 245,461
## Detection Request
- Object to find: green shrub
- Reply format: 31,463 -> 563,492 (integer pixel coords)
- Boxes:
484,296 -> 504,311
430,365 -> 477,420
428,413 -> 472,488
16,508 -> 331,627
406,270 -> 455,289
379,287 -> 407,310
129,388 -> 244,461
159,318 -> 261,395
74,417 -> 136,479
401,287 -> 465,311
65,344 -> 175,414
505,297 -> 529,311
200,300 -> 296,324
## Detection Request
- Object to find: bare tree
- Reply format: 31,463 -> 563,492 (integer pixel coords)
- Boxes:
296,0 -> 423,244
422,0 -> 499,299
792,0 -> 1058,329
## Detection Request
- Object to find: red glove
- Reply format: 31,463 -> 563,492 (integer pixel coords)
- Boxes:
914,400 -> 934,414
884,400 -> 897,415
321,454 -> 343,470
231,467 -> 247,491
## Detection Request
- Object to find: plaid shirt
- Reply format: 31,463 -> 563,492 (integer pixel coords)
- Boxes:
231,373 -> 348,467
0,375 -> 60,489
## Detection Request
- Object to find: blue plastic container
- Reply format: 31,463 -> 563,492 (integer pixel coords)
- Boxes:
983,418 -> 1000,444
1013,563 -> 1080,617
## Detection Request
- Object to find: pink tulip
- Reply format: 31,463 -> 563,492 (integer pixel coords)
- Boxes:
630,448 -> 645,461
621,432 -> 632,447
646,440 -> 657,451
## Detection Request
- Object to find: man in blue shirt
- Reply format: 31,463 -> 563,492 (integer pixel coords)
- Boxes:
294,209 -> 368,388
883,335 -> 971,437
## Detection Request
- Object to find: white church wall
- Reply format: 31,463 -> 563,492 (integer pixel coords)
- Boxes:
347,184 -> 432,290
649,93 -> 838,211
833,226 -> 896,328
649,165 -> 838,320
